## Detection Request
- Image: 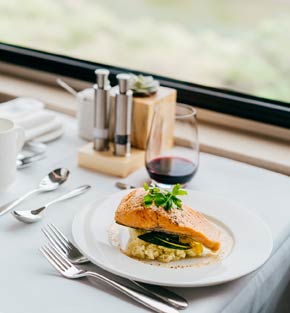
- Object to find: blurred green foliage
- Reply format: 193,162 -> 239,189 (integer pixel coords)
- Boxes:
1,0 -> 290,103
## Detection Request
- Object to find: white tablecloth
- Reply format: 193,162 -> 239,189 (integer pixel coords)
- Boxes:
0,111 -> 290,313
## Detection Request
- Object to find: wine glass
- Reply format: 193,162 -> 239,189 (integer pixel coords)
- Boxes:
145,103 -> 199,189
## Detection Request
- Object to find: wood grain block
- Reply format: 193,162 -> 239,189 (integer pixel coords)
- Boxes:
109,86 -> 176,150
78,142 -> 145,178
131,87 -> 176,150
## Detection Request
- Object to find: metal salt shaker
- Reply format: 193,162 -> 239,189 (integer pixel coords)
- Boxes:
93,69 -> 111,151
114,73 -> 133,157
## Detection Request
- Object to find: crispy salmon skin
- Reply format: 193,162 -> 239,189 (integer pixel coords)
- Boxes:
115,188 -> 221,252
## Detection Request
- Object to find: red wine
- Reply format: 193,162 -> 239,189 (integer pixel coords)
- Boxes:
146,156 -> 197,185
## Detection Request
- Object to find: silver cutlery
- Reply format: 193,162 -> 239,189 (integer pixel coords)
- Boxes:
56,78 -> 78,97
18,141 -> 47,160
0,168 -> 70,216
42,223 -> 188,310
12,185 -> 91,223
17,141 -> 47,169
115,182 -> 136,190
42,223 -> 89,264
40,244 -> 179,313
16,153 -> 46,169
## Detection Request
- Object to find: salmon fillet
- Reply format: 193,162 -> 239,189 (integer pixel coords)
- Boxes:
115,188 -> 221,251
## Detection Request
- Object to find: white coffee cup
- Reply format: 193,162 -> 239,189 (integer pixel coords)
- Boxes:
0,118 -> 25,191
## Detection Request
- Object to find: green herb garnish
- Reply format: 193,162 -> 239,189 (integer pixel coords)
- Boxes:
142,183 -> 187,211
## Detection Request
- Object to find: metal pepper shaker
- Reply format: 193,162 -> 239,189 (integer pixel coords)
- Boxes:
114,73 -> 133,157
93,69 -> 111,151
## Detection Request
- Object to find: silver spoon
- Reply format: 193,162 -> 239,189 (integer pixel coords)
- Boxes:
17,141 -> 47,169
17,141 -> 47,161
16,153 -> 46,169
115,182 -> 136,190
12,185 -> 91,223
56,78 -> 78,97
0,168 -> 70,217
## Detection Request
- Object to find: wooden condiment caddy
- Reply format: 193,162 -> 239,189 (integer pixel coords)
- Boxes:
78,86 -> 176,177
78,143 -> 145,178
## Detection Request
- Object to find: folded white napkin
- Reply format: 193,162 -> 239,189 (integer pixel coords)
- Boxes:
14,111 -> 55,130
0,97 -> 63,142
0,97 -> 44,119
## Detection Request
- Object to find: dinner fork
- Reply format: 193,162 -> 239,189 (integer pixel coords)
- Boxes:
40,244 -> 179,313
41,223 -> 188,310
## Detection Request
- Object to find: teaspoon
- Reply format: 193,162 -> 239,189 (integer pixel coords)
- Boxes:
12,185 -> 91,223
0,168 -> 70,216
17,141 -> 47,160
16,153 -> 46,169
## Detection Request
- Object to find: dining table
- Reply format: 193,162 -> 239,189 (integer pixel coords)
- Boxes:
0,110 -> 290,313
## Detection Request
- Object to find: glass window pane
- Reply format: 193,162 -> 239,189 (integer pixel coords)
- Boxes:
1,0 -> 290,103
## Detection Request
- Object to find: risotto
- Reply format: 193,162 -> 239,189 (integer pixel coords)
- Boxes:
126,228 -> 204,263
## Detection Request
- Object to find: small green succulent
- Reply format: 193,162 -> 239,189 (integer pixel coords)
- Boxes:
129,74 -> 159,97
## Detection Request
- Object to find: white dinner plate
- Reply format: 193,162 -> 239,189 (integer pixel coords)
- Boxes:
72,190 -> 273,287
